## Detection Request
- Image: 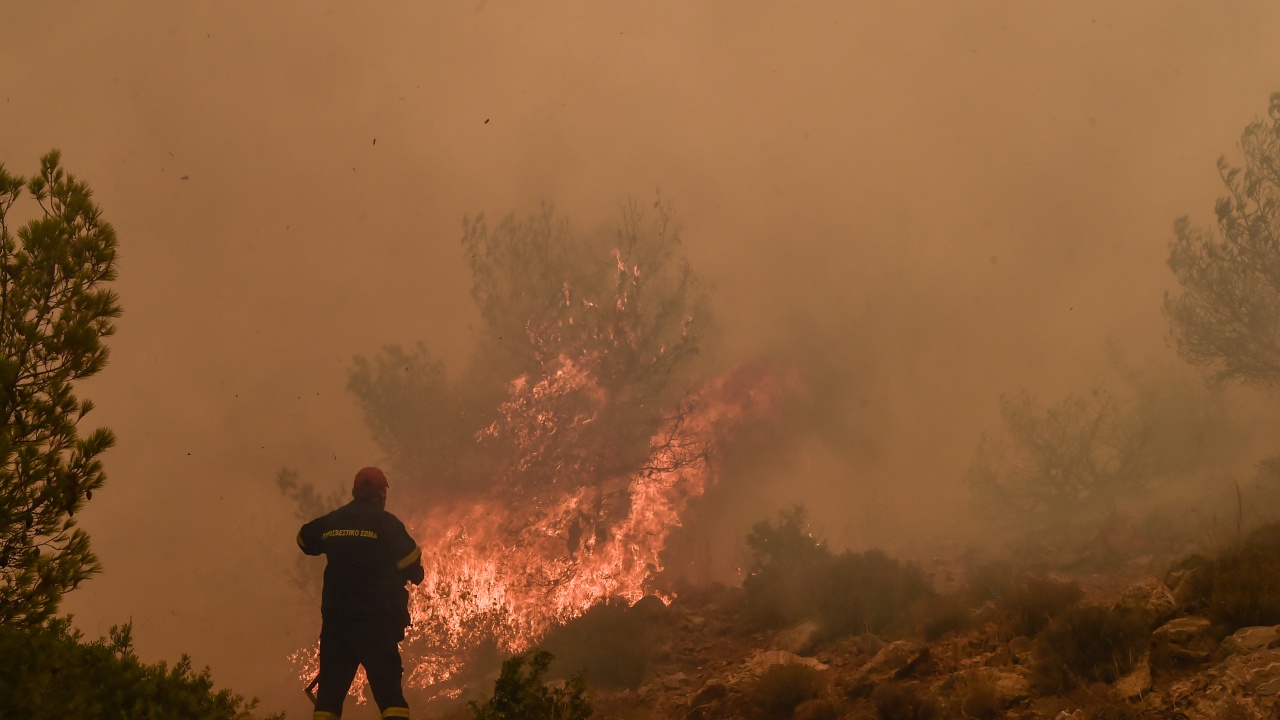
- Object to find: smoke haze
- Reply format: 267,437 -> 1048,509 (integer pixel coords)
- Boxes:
5,0 -> 1280,713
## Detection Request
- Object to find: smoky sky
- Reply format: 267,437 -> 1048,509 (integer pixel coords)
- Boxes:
5,0 -> 1280,713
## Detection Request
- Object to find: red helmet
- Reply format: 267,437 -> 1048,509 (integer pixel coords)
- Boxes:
353,466 -> 389,492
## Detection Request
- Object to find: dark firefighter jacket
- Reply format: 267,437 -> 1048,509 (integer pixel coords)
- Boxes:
297,499 -> 425,629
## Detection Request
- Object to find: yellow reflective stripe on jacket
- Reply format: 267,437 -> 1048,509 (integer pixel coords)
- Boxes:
296,532 -> 307,551
395,546 -> 421,570
381,707 -> 410,718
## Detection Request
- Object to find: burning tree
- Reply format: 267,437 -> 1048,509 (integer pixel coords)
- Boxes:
287,199 -> 790,697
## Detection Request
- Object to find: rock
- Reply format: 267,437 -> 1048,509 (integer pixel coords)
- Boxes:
1154,616 -> 1213,646
1221,626 -> 1280,656
1113,654 -> 1151,699
1153,615 -> 1216,663
845,640 -> 928,696
1114,576 -> 1176,625
1007,636 -> 1034,664
775,620 -> 821,655
745,650 -> 829,676
685,615 -> 706,632
690,680 -> 728,706
663,672 -> 690,689
793,698 -> 838,720
1220,648 -> 1280,696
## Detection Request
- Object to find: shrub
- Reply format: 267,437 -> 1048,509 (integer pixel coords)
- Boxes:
470,649 -> 592,720
870,682 -> 940,720
743,507 -> 931,637
915,592 -> 975,641
753,663 -> 826,720
541,599 -> 657,689
1032,605 -> 1150,694
947,672 -> 1002,720
1063,686 -> 1144,720
1205,523 -> 1280,630
744,507 -> 830,628
998,574 -> 1084,638
0,619 -> 278,719
816,549 -> 931,637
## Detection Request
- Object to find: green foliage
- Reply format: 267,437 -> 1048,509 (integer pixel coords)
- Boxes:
870,682 -> 940,720
1031,605 -> 1150,694
752,663 -> 826,720
470,649 -> 592,720
1166,91 -> 1280,386
540,599 -> 658,689
0,619 -> 278,719
0,151 -> 121,626
743,507 -> 930,637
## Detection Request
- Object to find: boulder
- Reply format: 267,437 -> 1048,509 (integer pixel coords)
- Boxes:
1153,616 -> 1216,661
663,671 -> 690,689
1221,626 -> 1280,656
1113,654 -> 1151,699
775,620 -> 822,655
744,650 -> 828,677
1007,636 -> 1034,664
844,640 -> 927,696
690,680 -> 728,706
1154,616 -> 1213,646
1220,648 -> 1280,696
1114,576 -> 1176,625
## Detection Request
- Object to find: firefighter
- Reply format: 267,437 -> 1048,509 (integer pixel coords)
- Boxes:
297,467 -> 425,720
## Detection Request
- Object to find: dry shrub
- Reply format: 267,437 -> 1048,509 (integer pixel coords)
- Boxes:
915,593 -> 974,642
816,550 -> 931,638
1063,686 -> 1143,720
1032,605 -> 1150,694
541,599 -> 658,689
870,682 -> 940,720
753,663 -> 826,720
998,575 -> 1084,638
948,672 -> 1002,720
792,698 -> 839,720
744,507 -> 931,637
1205,523 -> 1280,631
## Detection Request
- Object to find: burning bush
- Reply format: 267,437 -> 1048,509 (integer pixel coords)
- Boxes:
469,649 -> 592,720
743,507 -> 931,638
752,662 -> 826,720
540,598 -> 661,689
1031,604 -> 1150,694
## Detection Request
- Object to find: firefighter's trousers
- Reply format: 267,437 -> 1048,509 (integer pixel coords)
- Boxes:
313,619 -> 409,719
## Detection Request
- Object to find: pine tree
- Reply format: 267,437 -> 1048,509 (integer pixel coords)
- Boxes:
0,150 -> 120,626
